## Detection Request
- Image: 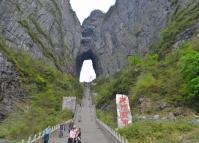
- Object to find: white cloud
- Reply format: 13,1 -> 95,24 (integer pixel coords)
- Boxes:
70,0 -> 116,24
79,60 -> 96,83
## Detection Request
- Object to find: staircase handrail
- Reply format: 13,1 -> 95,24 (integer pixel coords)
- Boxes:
96,119 -> 128,143
20,119 -> 72,143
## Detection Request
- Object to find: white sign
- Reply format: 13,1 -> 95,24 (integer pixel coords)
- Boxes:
116,94 -> 132,128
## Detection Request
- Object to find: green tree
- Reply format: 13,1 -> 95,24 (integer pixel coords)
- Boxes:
180,51 -> 199,102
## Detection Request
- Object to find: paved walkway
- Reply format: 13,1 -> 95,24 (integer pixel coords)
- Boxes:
49,85 -> 110,143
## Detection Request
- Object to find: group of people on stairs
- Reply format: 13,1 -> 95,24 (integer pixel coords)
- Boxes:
68,125 -> 81,143
42,121 -> 81,143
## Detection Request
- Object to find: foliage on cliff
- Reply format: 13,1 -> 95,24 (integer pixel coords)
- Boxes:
94,2 -> 199,142
156,1 -> 199,56
95,36 -> 199,113
94,36 -> 199,143
0,38 -> 82,140
94,0 -> 199,112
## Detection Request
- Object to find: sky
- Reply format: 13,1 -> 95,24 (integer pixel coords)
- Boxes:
79,60 -> 96,83
70,0 -> 116,24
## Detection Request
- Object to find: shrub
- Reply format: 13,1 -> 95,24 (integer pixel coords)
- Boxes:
134,73 -> 162,96
96,109 -> 116,128
180,50 -> 199,102
128,55 -> 143,67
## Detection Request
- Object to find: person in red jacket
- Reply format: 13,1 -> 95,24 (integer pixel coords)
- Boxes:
75,128 -> 81,143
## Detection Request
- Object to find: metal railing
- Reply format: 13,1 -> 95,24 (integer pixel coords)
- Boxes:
20,119 -> 72,143
96,119 -> 128,143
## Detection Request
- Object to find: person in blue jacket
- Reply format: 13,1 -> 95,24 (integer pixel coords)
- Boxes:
43,126 -> 51,143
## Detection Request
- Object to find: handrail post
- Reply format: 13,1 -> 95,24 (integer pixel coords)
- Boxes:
33,134 -> 36,142
27,136 -> 31,143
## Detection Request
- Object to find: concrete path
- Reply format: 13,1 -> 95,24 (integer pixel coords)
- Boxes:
49,85 -> 110,143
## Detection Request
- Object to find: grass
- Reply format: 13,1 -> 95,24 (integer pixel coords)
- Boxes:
96,108 -> 117,129
0,38 -> 83,140
118,120 -> 199,143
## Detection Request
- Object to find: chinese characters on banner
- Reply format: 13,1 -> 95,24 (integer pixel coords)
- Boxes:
116,94 -> 132,128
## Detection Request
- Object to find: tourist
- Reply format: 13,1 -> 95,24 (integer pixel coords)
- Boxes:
59,121 -> 65,138
75,128 -> 81,143
43,126 -> 51,143
68,126 -> 76,143
68,120 -> 74,133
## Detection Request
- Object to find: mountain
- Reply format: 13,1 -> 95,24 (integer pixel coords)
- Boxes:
0,0 -> 81,121
0,0 -> 198,140
80,0 -> 199,77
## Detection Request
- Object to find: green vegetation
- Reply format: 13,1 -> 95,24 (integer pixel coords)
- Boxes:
179,44 -> 199,107
181,53 -> 199,100
95,68 -> 136,108
96,109 -> 117,129
94,37 -> 199,142
94,2 -> 199,141
0,38 -> 82,140
156,2 -> 199,56
118,120 -> 199,143
95,36 -> 199,113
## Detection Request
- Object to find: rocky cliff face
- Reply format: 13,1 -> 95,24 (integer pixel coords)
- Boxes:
0,52 -> 22,121
76,10 -> 105,76
80,0 -> 199,77
80,0 -> 172,77
0,0 -> 81,72
0,0 -> 81,120
0,0 -> 198,121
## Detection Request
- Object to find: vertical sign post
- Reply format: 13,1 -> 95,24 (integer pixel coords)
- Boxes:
116,94 -> 132,128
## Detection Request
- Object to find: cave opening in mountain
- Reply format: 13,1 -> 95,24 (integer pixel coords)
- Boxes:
79,60 -> 96,83
76,50 -> 97,83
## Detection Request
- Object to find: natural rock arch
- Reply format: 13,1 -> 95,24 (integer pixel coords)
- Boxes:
76,50 -> 98,78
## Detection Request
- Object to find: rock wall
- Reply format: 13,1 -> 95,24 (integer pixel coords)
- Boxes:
0,0 -> 81,120
0,0 -> 198,120
0,0 -> 81,73
80,0 -> 172,77
0,53 -> 24,121
79,0 -> 199,77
